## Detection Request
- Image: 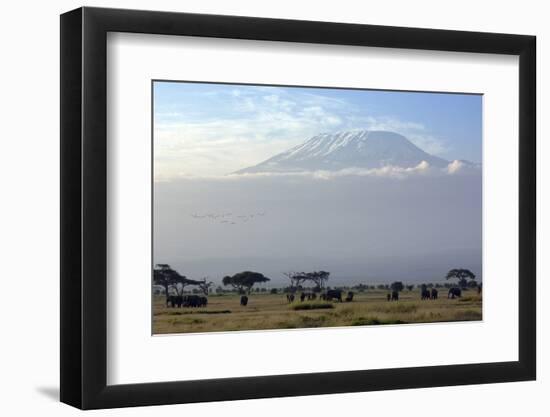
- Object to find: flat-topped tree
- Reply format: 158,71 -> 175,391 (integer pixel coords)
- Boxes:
153,264 -> 202,302
222,271 -> 270,294
284,270 -> 330,291
308,271 -> 330,290
446,268 -> 476,289
283,271 -> 308,289
390,281 -> 404,292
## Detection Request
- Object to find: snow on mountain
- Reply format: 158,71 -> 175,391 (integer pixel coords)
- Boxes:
235,130 -> 455,174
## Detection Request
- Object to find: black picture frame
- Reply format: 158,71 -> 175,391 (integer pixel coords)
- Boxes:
60,6 -> 536,410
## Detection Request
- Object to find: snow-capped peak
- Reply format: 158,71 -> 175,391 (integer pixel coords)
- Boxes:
236,130 -> 452,174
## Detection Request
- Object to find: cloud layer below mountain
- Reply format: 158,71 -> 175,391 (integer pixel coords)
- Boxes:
154,172 -> 482,285
156,159 -> 479,182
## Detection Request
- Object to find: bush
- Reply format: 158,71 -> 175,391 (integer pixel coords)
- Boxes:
352,317 -> 407,326
270,288 -> 278,294
299,315 -> 327,327
292,303 -> 334,310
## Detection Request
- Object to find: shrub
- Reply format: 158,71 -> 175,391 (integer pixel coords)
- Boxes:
352,317 -> 381,326
292,303 -> 334,310
352,317 -> 407,326
299,315 -> 327,327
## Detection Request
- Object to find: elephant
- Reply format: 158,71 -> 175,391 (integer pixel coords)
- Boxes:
182,295 -> 204,307
286,293 -> 295,303
448,287 -> 462,299
391,291 -> 399,301
166,295 -> 175,307
421,289 -> 431,300
167,295 -> 183,308
300,292 -> 306,302
345,291 -> 354,302
431,288 -> 438,300
240,295 -> 249,306
386,293 -> 391,302
324,289 -> 343,302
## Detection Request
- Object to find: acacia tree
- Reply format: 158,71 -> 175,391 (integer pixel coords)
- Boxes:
153,264 -> 202,303
284,270 -> 330,290
222,271 -> 270,294
198,278 -> 214,295
307,271 -> 330,290
446,268 -> 476,288
390,281 -> 404,292
283,271 -> 308,289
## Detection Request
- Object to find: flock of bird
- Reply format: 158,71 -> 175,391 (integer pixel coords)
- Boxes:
190,211 -> 267,225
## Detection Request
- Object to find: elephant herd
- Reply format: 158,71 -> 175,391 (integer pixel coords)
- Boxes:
292,292 -> 318,302
385,287 -> 464,301
167,294 -> 208,308
421,288 -> 438,300
165,286 -> 467,310
285,289 -> 355,303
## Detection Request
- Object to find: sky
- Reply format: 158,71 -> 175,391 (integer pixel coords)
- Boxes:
153,81 -> 482,179
153,81 -> 482,285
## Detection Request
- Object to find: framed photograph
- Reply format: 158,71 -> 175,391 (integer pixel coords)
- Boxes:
60,6 -> 536,409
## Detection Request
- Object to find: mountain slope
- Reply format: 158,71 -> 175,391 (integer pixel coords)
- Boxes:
236,130 -> 451,174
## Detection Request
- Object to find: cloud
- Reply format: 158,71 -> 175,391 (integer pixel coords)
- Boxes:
447,160 -> 464,174
154,85 -> 451,179
358,116 -> 449,156
155,92 -> 352,177
155,160 -> 479,182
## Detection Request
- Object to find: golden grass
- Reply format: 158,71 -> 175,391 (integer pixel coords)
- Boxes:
152,290 -> 482,334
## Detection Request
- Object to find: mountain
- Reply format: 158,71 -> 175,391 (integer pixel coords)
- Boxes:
235,130 -> 452,174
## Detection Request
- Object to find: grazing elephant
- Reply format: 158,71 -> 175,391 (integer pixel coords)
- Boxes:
240,295 -> 249,306
199,296 -> 208,307
386,293 -> 391,302
300,292 -> 306,302
166,295 -> 175,308
324,289 -> 343,302
168,295 -> 184,308
286,293 -> 295,303
308,293 -> 317,301
448,287 -> 462,299
391,291 -> 399,301
421,289 -> 431,300
345,291 -> 354,302
431,288 -> 438,300
183,295 -> 202,307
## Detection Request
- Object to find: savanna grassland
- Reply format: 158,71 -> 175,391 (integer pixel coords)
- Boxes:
152,290 -> 482,334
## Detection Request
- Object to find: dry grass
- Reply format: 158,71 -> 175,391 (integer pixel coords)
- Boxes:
152,290 -> 482,334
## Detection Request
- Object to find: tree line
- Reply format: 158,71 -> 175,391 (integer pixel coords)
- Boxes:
154,264 -> 479,303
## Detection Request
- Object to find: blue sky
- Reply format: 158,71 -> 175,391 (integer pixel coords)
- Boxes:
154,81 -> 482,179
